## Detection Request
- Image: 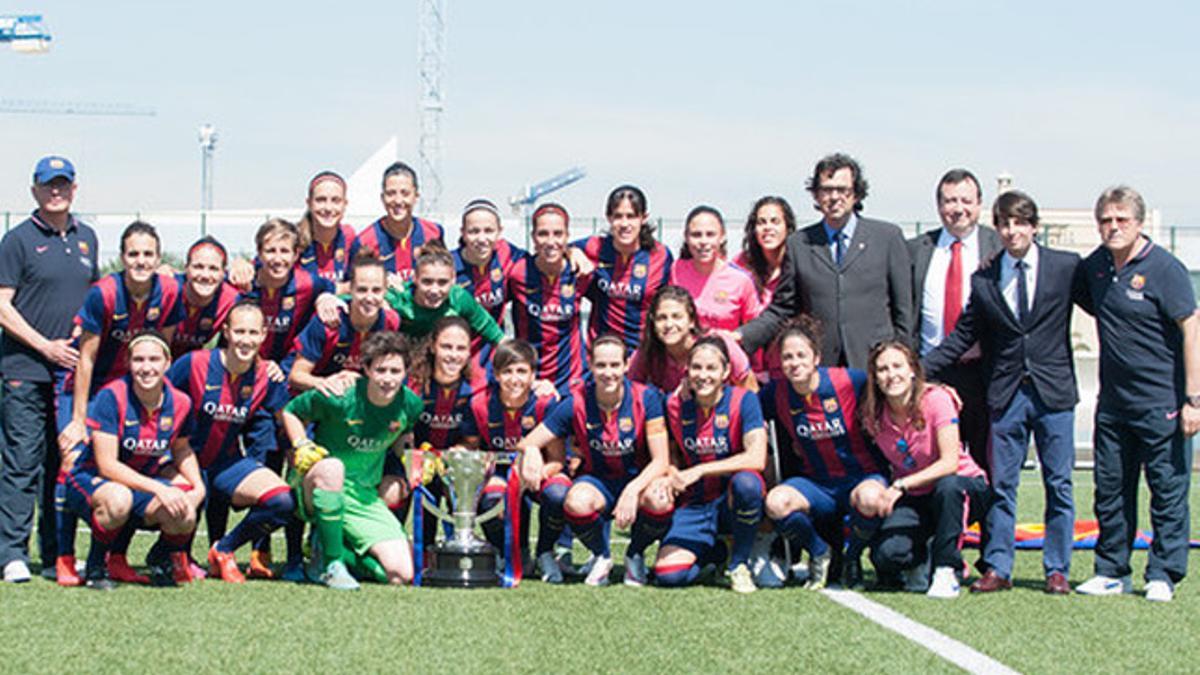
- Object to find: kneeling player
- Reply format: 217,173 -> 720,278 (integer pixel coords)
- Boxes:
61,331 -> 205,589
166,301 -> 294,583
281,331 -> 423,590
760,320 -> 887,589
460,339 -> 563,583
654,337 -> 767,593
519,335 -> 672,586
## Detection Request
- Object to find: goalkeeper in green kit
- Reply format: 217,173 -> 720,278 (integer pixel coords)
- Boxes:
282,331 -> 424,590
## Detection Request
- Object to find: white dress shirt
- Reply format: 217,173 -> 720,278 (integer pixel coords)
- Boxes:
920,227 -> 980,354
1000,243 -> 1039,320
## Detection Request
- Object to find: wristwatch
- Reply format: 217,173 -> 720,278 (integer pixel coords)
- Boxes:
891,479 -> 908,495
1187,395 -> 1200,409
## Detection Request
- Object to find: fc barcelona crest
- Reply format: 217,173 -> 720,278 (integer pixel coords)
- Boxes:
335,248 -> 346,262
561,283 -> 574,297
714,414 -> 729,429
619,416 -> 634,432
282,296 -> 295,310
78,241 -> 90,256
1130,274 -> 1145,290
159,416 -> 173,431
147,307 -> 161,321
240,385 -> 253,399
199,317 -> 214,330
389,420 -> 402,432
633,263 -> 648,278
491,267 -> 504,282
823,398 -> 839,413
522,415 -> 536,430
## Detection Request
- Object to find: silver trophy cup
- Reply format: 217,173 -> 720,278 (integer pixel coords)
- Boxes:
416,448 -> 503,587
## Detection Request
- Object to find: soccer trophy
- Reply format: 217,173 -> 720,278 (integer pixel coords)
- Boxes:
415,447 -> 504,587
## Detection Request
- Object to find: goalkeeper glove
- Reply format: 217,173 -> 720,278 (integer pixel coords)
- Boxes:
293,441 -> 328,474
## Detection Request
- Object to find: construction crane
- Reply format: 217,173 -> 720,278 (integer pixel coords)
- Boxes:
0,14 -> 51,53
509,167 -> 587,247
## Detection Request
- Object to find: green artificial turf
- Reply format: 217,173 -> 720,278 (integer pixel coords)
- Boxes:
0,471 -> 1195,674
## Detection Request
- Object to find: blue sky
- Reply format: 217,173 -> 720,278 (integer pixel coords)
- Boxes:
2,1 -> 1198,227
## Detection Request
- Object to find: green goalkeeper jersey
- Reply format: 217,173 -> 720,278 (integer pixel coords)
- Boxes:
285,378 -> 423,500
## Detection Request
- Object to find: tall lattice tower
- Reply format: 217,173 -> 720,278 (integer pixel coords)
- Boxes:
417,0 -> 446,214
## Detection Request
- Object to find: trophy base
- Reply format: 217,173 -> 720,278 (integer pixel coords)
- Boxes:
422,539 -> 501,588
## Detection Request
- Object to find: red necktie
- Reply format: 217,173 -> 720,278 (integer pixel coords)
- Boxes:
943,239 -> 963,337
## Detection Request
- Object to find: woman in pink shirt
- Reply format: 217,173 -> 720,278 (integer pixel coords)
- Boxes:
629,285 -> 757,393
856,340 -> 989,599
734,197 -> 796,383
670,206 -> 761,332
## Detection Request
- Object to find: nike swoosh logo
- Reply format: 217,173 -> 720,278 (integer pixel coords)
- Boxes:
35,246 -> 48,253
113,313 -> 128,320
347,419 -> 363,426
206,384 -> 221,391
586,423 -> 601,430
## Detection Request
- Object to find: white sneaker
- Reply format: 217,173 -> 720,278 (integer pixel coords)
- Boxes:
575,554 -> 596,578
803,549 -> 832,590
1145,580 -> 1174,602
791,557 -> 810,584
321,560 -> 360,591
554,546 -> 579,577
1075,574 -> 1133,596
623,553 -> 648,587
728,562 -> 757,594
901,565 -> 930,592
3,560 -> 31,583
584,555 -> 613,587
752,556 -> 787,589
537,551 -> 564,584
926,566 -> 960,599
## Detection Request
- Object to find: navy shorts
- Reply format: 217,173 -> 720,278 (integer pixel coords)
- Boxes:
63,469 -> 174,520
661,497 -> 732,559
205,457 -> 266,502
781,473 -> 886,519
574,474 -> 632,516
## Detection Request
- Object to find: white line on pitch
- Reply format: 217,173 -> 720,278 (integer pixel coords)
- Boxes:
821,588 -> 1020,675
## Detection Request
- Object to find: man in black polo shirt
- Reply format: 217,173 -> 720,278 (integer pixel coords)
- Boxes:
0,156 -> 99,582
1072,185 -> 1200,603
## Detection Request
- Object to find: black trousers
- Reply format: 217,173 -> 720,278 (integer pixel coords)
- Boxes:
0,379 -> 61,566
871,474 -> 989,576
938,361 -> 991,479
1093,408 -> 1192,584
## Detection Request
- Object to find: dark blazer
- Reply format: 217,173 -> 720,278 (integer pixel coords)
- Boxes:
922,245 -> 1081,412
907,225 -> 1004,348
740,216 -> 913,370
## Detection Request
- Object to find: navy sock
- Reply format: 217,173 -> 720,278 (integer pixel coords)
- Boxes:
218,488 -> 294,554
728,472 -> 764,567
566,511 -> 608,557
54,480 -> 77,558
284,517 -> 304,564
108,522 -> 136,556
478,490 -> 505,551
847,511 -> 879,560
205,494 -> 231,544
775,509 -> 828,557
628,507 -> 672,558
534,479 -> 569,556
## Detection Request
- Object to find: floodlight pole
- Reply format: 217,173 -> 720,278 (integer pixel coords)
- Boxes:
199,124 -> 217,233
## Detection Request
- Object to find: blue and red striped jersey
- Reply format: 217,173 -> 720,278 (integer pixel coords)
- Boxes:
247,268 -> 335,364
543,378 -> 663,482
299,223 -> 356,284
166,349 -> 288,468
293,305 -> 402,376
414,377 -> 475,450
348,216 -> 444,283
760,367 -> 885,482
463,384 -> 556,457
506,257 -> 588,392
170,274 -> 241,360
453,239 -> 525,327
79,375 -> 193,477
666,384 -> 764,504
75,272 -> 185,392
575,235 -> 673,349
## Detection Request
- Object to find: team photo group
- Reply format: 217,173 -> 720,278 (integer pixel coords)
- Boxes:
0,150 -> 1194,602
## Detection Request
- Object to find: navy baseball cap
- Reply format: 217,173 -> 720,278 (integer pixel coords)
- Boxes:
33,156 -> 76,184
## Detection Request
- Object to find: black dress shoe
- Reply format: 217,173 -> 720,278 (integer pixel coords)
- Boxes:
840,558 -> 864,590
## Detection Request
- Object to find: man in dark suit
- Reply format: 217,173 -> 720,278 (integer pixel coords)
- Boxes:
738,153 -> 912,370
923,190 -> 1078,595
909,169 -> 1003,475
